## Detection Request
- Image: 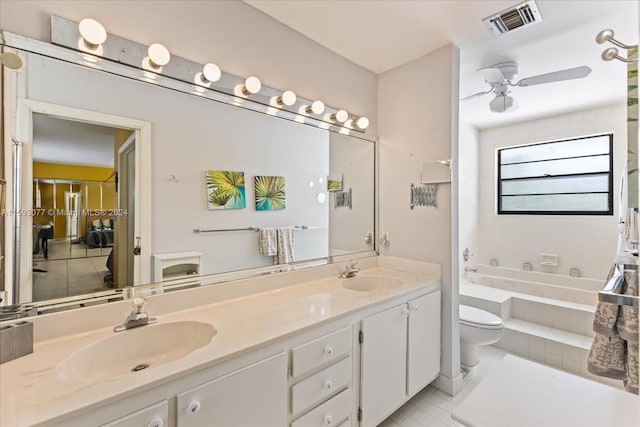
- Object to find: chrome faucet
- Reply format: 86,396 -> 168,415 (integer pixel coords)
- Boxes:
340,262 -> 360,278
464,266 -> 478,273
114,297 -> 157,332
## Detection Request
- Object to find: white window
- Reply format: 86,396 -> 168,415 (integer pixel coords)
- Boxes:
497,134 -> 613,215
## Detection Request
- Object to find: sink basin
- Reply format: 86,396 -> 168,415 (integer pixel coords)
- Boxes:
341,276 -> 403,292
57,321 -> 216,382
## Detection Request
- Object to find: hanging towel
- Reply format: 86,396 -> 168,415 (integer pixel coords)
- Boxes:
588,263 -> 639,394
592,265 -> 621,336
259,227 -> 277,257
275,227 -> 295,264
618,266 -> 639,343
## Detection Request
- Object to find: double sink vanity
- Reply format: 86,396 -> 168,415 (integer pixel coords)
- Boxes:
0,257 -> 442,427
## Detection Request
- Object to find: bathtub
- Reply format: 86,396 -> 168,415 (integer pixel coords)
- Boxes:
464,264 -> 604,306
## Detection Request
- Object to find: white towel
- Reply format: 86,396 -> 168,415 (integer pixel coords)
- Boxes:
275,227 -> 295,264
259,227 -> 277,256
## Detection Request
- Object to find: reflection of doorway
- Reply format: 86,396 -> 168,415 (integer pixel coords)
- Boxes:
64,192 -> 80,241
117,134 -> 136,287
9,100 -> 152,304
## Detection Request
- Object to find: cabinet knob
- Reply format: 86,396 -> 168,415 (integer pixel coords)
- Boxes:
147,418 -> 164,427
324,345 -> 334,356
403,309 -> 410,317
324,415 -> 333,425
324,380 -> 333,390
187,401 -> 201,415
410,305 -> 419,312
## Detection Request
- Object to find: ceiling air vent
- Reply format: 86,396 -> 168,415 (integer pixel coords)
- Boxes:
483,0 -> 542,37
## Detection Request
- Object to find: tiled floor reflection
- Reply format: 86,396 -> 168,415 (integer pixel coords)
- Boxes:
379,346 -> 507,427
32,240 -> 111,301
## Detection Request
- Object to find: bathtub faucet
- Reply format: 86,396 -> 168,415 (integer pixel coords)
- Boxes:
464,266 -> 478,273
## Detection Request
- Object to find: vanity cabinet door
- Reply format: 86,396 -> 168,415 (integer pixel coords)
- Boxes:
101,400 -> 168,427
407,291 -> 441,396
359,304 -> 408,427
176,352 -> 288,427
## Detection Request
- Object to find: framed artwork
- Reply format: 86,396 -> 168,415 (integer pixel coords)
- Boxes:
255,175 -> 286,210
206,170 -> 246,210
327,174 -> 343,192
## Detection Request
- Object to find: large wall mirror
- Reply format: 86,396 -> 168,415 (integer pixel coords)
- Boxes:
1,33 -> 376,313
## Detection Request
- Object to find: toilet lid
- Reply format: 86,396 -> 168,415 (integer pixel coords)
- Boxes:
460,305 -> 503,329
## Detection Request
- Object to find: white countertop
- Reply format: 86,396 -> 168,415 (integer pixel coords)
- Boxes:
452,355 -> 640,427
1,264 -> 440,426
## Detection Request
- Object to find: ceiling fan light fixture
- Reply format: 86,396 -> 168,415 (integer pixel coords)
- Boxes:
489,95 -> 518,113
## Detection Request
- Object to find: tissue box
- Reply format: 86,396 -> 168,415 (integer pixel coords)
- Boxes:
0,321 -> 33,364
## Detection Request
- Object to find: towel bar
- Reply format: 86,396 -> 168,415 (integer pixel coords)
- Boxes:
598,291 -> 639,307
194,225 -> 310,234
597,263 -> 639,307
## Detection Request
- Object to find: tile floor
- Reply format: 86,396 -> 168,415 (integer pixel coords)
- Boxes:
379,345 -> 508,427
44,239 -> 111,260
33,241 -> 111,301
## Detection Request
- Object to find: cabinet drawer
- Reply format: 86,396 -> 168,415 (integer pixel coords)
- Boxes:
292,327 -> 351,377
291,388 -> 351,427
292,356 -> 351,415
101,400 -> 168,427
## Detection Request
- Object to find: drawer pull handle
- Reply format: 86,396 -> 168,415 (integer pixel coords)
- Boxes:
187,401 -> 201,415
324,415 -> 333,425
324,380 -> 333,390
147,418 -> 164,427
324,346 -> 334,356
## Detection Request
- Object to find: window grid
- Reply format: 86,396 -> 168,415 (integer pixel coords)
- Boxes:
497,134 -> 613,215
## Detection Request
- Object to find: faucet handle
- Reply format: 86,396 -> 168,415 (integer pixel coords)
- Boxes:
131,297 -> 146,313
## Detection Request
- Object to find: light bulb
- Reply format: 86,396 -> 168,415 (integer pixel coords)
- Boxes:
148,43 -> 170,67
355,116 -> 370,130
202,63 -> 221,83
277,90 -> 297,106
79,18 -> 107,46
243,76 -> 261,94
306,100 -> 325,115
331,109 -> 348,123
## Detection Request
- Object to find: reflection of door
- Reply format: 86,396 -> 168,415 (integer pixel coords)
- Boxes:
12,99 -> 151,305
117,134 -> 136,287
64,192 -> 80,241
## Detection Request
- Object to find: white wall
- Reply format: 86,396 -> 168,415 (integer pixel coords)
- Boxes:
458,121 -> 479,277
477,103 -> 627,280
378,45 -> 461,393
0,0 -> 377,133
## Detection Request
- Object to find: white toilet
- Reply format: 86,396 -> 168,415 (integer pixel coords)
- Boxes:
459,305 -> 504,367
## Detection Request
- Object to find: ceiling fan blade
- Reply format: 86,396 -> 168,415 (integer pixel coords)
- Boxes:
460,90 -> 493,101
516,66 -> 591,87
477,67 -> 505,84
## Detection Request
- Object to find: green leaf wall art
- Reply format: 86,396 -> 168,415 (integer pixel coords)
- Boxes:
255,175 -> 286,211
206,170 -> 246,210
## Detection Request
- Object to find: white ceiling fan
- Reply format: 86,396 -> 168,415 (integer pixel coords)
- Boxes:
461,61 -> 592,113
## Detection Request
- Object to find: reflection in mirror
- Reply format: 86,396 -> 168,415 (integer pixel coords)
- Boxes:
1,35 -> 377,314
17,106 -> 144,304
30,115 -> 132,302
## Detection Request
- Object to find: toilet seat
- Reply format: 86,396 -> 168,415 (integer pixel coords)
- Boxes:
460,305 -> 503,330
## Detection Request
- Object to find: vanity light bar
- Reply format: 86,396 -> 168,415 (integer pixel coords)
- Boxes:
48,15 -> 370,134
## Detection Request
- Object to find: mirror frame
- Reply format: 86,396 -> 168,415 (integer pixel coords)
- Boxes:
0,30 -> 379,318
